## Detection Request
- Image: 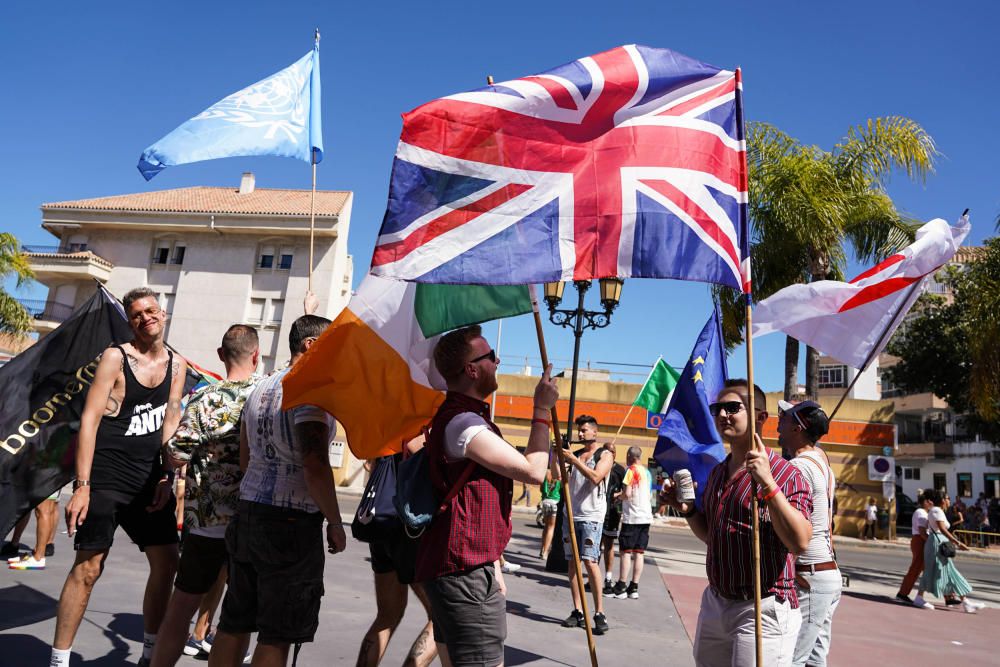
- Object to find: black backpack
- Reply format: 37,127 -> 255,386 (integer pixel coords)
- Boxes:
351,455 -> 402,543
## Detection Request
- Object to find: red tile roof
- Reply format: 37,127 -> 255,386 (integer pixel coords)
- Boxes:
42,186 -> 350,217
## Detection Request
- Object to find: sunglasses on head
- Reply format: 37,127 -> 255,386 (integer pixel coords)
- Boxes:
468,349 -> 497,364
708,400 -> 745,417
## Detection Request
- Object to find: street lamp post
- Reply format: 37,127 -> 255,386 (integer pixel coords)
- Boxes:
543,278 -> 624,446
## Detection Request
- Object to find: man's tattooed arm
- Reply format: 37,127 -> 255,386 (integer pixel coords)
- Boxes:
171,360 -> 180,378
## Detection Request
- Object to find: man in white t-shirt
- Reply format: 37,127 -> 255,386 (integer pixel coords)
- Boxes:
553,414 -> 613,635
778,399 -> 840,667
209,315 -> 346,667
609,447 -> 652,600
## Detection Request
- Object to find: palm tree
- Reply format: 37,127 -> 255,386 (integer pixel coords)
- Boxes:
719,117 -> 937,399
0,232 -> 35,336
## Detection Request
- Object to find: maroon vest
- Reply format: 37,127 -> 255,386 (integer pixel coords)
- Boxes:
415,392 -> 513,580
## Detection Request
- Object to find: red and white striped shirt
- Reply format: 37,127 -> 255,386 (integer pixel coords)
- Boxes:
702,449 -> 812,608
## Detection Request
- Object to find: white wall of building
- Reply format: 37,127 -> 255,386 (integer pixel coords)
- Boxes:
898,440 -> 1000,501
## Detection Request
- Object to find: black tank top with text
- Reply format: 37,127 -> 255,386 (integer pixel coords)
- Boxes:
91,346 -> 173,496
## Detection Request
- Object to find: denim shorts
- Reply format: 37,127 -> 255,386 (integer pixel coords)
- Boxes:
562,520 -> 603,562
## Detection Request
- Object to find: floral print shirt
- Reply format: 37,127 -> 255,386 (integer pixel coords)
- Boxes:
167,377 -> 259,532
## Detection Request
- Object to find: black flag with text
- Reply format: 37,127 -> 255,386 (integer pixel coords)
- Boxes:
0,287 -> 132,536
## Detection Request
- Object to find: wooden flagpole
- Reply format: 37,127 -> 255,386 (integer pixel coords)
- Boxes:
529,285 -> 599,667
609,357 -> 659,446
745,299 -> 764,667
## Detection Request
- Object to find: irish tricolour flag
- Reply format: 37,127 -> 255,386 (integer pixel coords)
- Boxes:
282,274 -> 532,459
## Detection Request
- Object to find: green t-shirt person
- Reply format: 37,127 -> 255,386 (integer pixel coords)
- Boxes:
542,477 -> 561,502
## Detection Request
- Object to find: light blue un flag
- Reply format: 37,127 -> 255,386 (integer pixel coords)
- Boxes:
654,307 -> 729,509
138,47 -> 323,180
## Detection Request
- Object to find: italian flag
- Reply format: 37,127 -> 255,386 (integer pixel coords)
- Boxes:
633,358 -> 681,414
282,274 -> 532,459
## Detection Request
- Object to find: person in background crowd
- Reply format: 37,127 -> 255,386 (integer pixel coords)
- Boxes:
912,490 -> 983,613
600,447 -> 625,597
896,492 -> 932,604
553,414 -> 614,636
6,492 -> 60,570
356,440 -> 437,667
609,447 -> 652,600
539,466 -> 561,560
863,497 -> 877,541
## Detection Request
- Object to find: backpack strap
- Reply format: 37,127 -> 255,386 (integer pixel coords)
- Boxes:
799,450 -> 836,556
437,460 -> 477,514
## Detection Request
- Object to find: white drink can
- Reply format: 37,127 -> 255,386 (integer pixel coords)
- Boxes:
673,469 -> 696,503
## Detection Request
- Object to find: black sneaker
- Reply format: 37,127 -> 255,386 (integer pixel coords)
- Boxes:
593,612 -> 609,635
895,593 -> 912,604
602,579 -> 614,596
45,543 -> 54,558
945,597 -> 962,606
627,582 -> 639,599
611,581 -> 628,599
561,609 -> 585,628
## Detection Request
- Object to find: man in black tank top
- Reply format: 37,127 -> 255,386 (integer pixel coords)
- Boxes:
51,287 -> 188,667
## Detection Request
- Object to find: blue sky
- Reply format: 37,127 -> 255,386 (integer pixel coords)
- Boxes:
2,2 -> 996,390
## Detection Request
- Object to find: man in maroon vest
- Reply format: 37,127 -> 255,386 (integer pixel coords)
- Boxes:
415,325 -> 558,667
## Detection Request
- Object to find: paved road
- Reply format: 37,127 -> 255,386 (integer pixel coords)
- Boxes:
3,493 -> 996,666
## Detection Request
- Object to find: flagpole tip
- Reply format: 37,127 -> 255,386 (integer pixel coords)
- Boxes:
962,208 -> 969,216
487,75 -> 495,86
314,28 -> 321,45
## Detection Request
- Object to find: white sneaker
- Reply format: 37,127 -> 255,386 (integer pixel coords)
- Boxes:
501,562 -> 521,574
964,599 -> 985,610
912,595 -> 933,610
8,555 -> 45,570
962,599 -> 979,614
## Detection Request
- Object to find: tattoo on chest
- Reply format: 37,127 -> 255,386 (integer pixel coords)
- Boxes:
171,360 -> 179,378
105,396 -> 120,416
124,354 -> 140,374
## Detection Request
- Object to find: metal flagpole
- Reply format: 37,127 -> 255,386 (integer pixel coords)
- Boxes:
307,28 -> 320,293
528,285 -> 599,667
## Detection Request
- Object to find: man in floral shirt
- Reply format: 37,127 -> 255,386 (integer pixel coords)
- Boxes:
149,325 -> 260,667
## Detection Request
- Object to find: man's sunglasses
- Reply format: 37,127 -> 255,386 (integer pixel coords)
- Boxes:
778,407 -> 808,429
468,349 -> 497,364
708,401 -> 745,417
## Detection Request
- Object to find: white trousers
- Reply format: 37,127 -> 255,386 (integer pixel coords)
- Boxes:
693,587 -> 802,667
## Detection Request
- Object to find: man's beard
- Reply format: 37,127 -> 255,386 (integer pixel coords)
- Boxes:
475,372 -> 498,397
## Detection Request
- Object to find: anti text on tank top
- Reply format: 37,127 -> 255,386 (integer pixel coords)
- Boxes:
91,347 -> 173,496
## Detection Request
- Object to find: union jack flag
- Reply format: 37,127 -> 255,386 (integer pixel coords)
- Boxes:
371,44 -> 750,292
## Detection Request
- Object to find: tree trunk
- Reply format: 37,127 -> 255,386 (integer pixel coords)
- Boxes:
784,336 -> 799,400
805,344 -> 820,399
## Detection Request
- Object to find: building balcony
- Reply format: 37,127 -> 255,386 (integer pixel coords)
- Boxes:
22,246 -> 113,283
896,441 -> 957,461
15,298 -> 76,334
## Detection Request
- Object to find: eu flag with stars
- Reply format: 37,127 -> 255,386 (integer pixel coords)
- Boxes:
654,307 -> 728,508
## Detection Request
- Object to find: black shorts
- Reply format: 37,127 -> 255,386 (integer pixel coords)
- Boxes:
619,523 -> 650,553
424,565 -> 506,667
369,529 -> 418,585
175,532 -> 227,595
218,501 -> 326,645
603,507 -> 622,536
74,485 -> 178,552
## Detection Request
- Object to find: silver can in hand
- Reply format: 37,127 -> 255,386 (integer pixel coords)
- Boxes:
673,469 -> 696,503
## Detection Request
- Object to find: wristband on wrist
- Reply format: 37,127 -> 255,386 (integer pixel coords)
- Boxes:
531,418 -> 550,427
761,485 -> 780,503
73,479 -> 91,491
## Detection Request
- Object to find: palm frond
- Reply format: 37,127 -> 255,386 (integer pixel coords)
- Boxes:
834,116 -> 938,187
